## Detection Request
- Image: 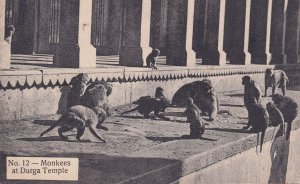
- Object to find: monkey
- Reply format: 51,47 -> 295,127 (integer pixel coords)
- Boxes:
155,87 -> 165,99
67,73 -> 89,108
40,105 -> 107,142
146,49 -> 160,70
183,97 -> 205,138
121,96 -> 171,121
80,81 -> 112,116
265,69 -> 289,97
242,76 -> 262,130
172,79 -> 220,121
4,24 -> 15,44
266,102 -> 284,127
245,97 -> 269,153
272,94 -> 298,140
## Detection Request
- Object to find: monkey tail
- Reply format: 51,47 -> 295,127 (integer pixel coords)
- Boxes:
40,116 -> 63,137
121,107 -> 139,116
286,123 -> 291,141
260,130 -> 266,153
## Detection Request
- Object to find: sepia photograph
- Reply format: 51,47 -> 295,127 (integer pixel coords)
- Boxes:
0,0 -> 299,183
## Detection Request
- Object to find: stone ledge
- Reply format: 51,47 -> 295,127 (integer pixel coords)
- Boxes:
0,64 -> 275,89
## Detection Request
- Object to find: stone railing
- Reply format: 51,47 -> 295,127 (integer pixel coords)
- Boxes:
0,65 -> 274,90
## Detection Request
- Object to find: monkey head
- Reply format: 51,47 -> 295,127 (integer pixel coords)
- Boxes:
265,68 -> 273,76
152,49 -> 160,57
186,97 -> 194,106
87,81 -> 113,97
248,97 -> 258,104
272,94 -> 283,105
155,87 -> 165,98
266,102 -> 276,109
70,73 -> 89,96
242,76 -> 251,86
202,79 -> 213,93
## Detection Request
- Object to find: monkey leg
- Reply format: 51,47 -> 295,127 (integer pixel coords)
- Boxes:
76,122 -> 86,141
89,126 -> 106,143
58,126 -> 74,140
285,109 -> 298,140
281,84 -> 286,96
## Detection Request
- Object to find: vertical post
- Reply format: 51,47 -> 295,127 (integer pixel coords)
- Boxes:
119,0 -> 152,67
166,0 -> 196,66
202,0 -> 227,65
0,0 -> 11,69
53,0 -> 96,68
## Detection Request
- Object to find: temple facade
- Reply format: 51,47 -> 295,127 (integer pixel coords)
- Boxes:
1,0 -> 300,69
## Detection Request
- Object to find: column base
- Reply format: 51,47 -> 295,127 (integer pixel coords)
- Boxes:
166,49 -> 196,66
286,53 -> 300,64
53,43 -> 96,68
227,51 -> 251,65
270,53 -> 287,64
0,41 -> 11,69
251,52 -> 272,64
119,46 -> 152,67
202,50 -> 227,65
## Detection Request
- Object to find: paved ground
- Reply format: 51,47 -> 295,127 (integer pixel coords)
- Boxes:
0,88 -> 299,183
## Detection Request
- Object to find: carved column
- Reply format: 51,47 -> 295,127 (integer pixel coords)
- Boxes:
285,0 -> 300,64
270,0 -> 288,64
150,0 -> 168,55
249,0 -> 273,64
119,0 -> 152,67
0,0 -> 11,69
53,0 -> 96,68
202,0 -> 227,65
166,0 -> 196,66
224,0 -> 251,65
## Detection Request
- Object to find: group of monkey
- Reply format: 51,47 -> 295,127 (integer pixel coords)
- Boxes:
40,69 -> 298,152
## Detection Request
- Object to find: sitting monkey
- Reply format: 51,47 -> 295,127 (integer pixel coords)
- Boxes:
266,102 -> 284,127
67,73 -> 89,108
265,69 -> 289,97
121,96 -> 170,121
244,97 -> 269,153
146,49 -> 160,70
80,81 -> 112,116
40,105 -> 107,142
183,98 -> 205,138
272,94 -> 298,140
242,75 -> 262,129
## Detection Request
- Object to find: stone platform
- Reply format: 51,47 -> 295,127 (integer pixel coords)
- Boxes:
0,89 -> 300,183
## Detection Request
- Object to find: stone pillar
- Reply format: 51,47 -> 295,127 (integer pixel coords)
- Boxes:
119,0 -> 152,67
202,0 -> 227,65
224,0 -> 251,65
0,0 -> 11,69
270,0 -> 288,64
249,0 -> 273,64
285,0 -> 300,64
53,0 -> 96,68
166,0 -> 196,66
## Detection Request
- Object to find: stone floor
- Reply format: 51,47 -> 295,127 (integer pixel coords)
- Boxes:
0,88 -> 299,183
9,54 -> 202,70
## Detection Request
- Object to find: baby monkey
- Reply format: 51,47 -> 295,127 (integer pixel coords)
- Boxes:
183,97 -> 205,139
121,96 -> 170,121
40,105 -> 107,142
146,49 -> 160,70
